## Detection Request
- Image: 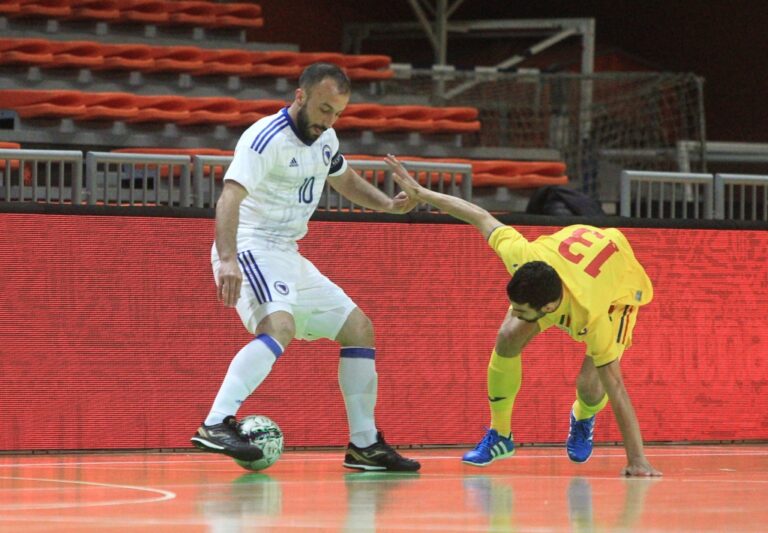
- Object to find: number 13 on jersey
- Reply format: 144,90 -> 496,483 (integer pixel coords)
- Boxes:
557,227 -> 619,278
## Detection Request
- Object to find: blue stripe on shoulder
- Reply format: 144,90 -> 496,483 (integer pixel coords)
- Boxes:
250,115 -> 288,151
255,122 -> 289,154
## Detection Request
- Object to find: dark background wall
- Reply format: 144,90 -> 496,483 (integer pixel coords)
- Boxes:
253,0 -> 767,143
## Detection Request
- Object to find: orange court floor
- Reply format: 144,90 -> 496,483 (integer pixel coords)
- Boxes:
0,444 -> 766,532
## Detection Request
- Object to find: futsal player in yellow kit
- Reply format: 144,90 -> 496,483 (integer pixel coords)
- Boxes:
385,155 -> 662,477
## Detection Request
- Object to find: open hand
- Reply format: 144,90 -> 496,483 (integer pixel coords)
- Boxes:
389,190 -> 419,214
216,259 -> 242,307
385,154 -> 424,200
622,459 -> 662,477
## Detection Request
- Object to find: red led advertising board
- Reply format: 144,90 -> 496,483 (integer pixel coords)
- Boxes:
0,213 -> 766,450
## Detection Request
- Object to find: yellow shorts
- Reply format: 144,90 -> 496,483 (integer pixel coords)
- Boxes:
608,304 -> 638,360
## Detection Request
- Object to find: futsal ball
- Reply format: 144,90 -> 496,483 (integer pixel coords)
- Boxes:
234,415 -> 284,471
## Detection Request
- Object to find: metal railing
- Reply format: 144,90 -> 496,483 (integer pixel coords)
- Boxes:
193,155 -> 232,209
191,155 -> 472,211
1,150 -> 473,209
714,173 -> 768,221
85,152 -> 192,207
620,170 -> 715,219
0,148 -> 83,203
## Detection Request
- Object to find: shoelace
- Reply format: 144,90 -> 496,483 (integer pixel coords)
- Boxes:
572,419 -> 592,441
475,428 -> 497,451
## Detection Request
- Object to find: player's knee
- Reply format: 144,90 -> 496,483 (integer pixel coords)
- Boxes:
576,367 -> 604,402
256,312 -> 295,348
336,308 -> 374,346
496,328 -> 528,356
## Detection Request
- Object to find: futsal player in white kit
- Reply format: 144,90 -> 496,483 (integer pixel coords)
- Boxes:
191,63 -> 420,471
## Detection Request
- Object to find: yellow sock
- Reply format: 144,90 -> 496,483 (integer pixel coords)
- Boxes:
488,350 -> 521,438
572,391 -> 608,421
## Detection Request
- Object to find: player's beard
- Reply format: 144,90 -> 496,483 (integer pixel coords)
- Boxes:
296,105 -> 325,144
519,310 -> 546,323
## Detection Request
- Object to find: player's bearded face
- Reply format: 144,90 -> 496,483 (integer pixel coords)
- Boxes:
296,103 -> 324,144
510,301 -> 547,322
518,310 -> 546,323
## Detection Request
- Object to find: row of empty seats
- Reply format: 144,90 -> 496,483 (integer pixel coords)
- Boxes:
0,38 -> 393,80
109,147 -> 568,189
0,0 -> 263,29
0,89 -> 481,132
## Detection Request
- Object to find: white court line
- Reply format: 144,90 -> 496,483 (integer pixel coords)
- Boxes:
0,476 -> 176,511
0,448 -> 766,469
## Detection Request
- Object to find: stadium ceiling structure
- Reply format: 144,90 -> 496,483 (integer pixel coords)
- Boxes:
342,0 -> 595,77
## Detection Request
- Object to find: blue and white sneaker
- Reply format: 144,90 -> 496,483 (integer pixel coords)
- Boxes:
462,429 -> 515,466
566,411 -> 595,463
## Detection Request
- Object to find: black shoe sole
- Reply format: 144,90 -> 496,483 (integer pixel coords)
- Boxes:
343,460 -> 421,472
191,436 -> 263,462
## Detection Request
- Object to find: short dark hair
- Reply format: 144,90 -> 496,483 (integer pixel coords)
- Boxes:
299,62 -> 351,94
506,261 -> 563,309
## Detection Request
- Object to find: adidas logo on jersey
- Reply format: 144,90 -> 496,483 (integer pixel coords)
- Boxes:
289,158 -> 299,167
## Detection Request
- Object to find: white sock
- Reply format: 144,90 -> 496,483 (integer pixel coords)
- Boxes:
204,334 -> 284,426
339,347 -> 378,448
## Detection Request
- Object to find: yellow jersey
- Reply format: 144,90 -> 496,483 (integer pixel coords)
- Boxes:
488,224 -> 653,365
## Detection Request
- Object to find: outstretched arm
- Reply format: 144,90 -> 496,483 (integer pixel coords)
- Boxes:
327,165 -> 418,214
385,155 -> 503,239
596,360 -> 662,477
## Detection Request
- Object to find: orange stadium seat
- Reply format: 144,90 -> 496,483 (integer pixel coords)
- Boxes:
118,0 -> 168,24
67,0 -> 120,21
0,89 -> 88,118
0,36 -> 394,81
98,43 -> 155,70
378,105 -> 435,132
298,52 -> 347,67
128,94 -> 190,123
48,40 -> 104,68
194,49 -> 254,76
213,2 -> 263,29
471,172 -> 568,188
248,50 -> 304,78
342,55 -> 391,71
16,0 -> 71,18
0,38 -> 55,67
165,0 -> 216,26
177,96 -> 241,126
334,104 -> 388,131
148,45 -> 205,73
0,0 -> 22,16
341,54 -> 393,80
345,155 -> 568,189
228,99 -> 285,126
75,92 -> 139,121
431,107 -> 481,133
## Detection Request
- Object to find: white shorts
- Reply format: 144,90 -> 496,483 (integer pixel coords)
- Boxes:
212,248 -> 356,341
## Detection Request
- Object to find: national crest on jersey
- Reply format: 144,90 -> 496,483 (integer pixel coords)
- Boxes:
221,108 -> 348,252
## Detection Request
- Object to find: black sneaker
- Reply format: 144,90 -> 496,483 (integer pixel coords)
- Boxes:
343,432 -> 421,472
191,416 -> 263,462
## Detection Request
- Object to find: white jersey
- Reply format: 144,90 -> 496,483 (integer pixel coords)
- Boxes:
219,107 -> 348,253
